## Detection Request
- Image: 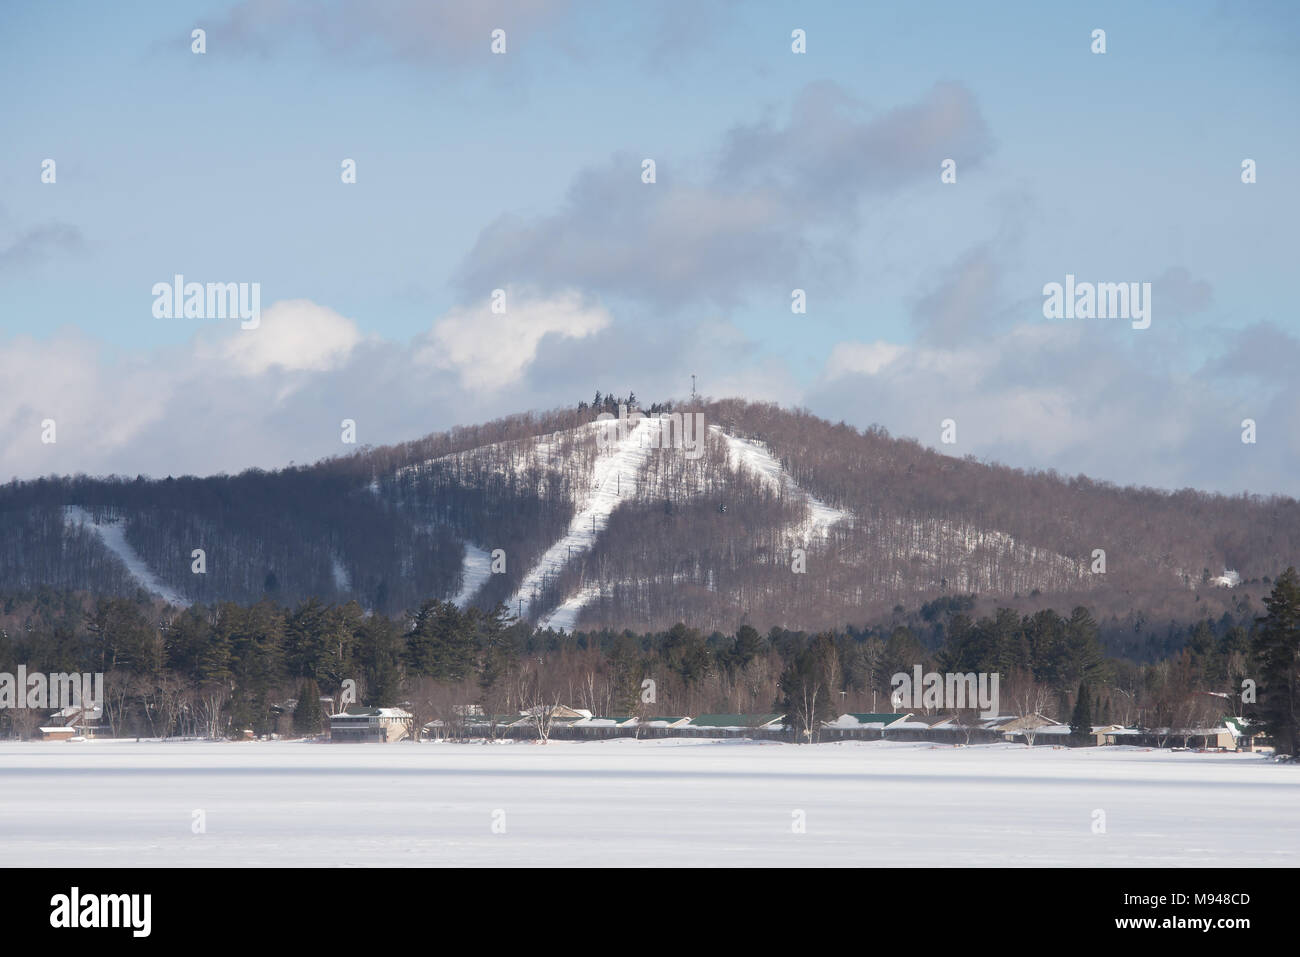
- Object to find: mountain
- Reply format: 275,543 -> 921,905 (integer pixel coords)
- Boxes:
2,397 -> 1296,647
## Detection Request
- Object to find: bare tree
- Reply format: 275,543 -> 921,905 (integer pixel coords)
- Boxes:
519,662 -> 564,743
103,669 -> 134,737
1007,671 -> 1052,747
194,684 -> 230,740
139,672 -> 186,739
8,707 -> 42,741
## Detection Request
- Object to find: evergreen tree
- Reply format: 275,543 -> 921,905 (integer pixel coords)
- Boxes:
1070,682 -> 1093,741
355,614 -> 403,705
728,624 -> 763,672
1253,567 -> 1300,757
404,600 -> 475,680
292,679 -> 324,736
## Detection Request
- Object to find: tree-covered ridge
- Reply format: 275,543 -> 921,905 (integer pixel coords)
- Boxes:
0,398 -> 1296,632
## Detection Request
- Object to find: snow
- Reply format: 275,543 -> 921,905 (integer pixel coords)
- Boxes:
511,417 -> 665,621
530,422 -> 853,628
538,583 -> 601,632
714,428 -> 848,541
331,556 -> 351,592
63,506 -> 189,607
1,739 -> 1293,867
452,543 -> 494,608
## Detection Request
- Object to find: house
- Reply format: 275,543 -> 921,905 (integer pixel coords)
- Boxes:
1095,725 -> 1143,746
987,713 -> 1065,742
38,726 -> 78,741
46,703 -> 103,738
1224,716 -> 1263,751
329,707 -> 413,743
1184,726 -> 1238,749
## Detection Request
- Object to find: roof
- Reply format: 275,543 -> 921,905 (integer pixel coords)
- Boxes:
991,713 -> 1058,732
688,713 -> 783,728
330,707 -> 411,720
825,713 -> 910,729
848,713 -> 909,725
573,716 -> 635,727
1224,717 -> 1254,736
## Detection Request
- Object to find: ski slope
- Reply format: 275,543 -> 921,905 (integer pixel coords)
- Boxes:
64,506 -> 189,606
453,543 -> 494,608
509,417 -> 665,620
714,427 -> 849,541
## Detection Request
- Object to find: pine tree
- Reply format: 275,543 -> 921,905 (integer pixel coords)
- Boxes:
1070,682 -> 1093,741
404,600 -> 475,681
293,679 -> 323,736
1253,567 -> 1300,757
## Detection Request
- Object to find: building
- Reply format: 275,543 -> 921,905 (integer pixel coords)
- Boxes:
329,707 -> 413,743
1224,716 -> 1264,751
686,713 -> 785,731
38,726 -> 78,741
45,703 -> 103,738
824,713 -> 910,732
641,716 -> 691,729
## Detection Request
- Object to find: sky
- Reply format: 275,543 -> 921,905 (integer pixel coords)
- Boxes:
1,0 -> 1298,494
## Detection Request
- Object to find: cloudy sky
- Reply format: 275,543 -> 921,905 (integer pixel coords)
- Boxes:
2,0 -> 1298,494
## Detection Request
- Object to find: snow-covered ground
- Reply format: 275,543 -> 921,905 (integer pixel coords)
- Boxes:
511,417 -> 665,621
715,428 -> 849,541
537,582 -> 601,631
527,423 -> 852,629
331,555 -> 351,592
1,739 -> 1293,867
452,543 -> 494,608
63,506 -> 189,607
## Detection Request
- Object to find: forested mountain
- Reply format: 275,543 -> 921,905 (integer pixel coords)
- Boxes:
2,396 -> 1296,642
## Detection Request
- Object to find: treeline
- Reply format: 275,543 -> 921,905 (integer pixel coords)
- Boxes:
4,571 -> 1296,755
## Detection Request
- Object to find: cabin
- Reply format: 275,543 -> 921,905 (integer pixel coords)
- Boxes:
329,707 -> 413,743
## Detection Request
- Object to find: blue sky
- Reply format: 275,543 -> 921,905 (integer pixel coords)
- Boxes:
2,0 -> 1298,493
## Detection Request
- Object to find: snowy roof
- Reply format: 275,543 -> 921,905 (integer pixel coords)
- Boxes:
688,713 -> 784,729
331,707 -> 411,720
572,716 -> 635,727
824,713 -> 910,729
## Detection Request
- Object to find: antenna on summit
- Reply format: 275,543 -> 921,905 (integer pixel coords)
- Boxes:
690,374 -> 696,401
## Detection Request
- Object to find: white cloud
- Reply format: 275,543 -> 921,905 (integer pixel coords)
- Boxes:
825,340 -> 905,378
418,288 -> 611,391
198,299 -> 363,376
810,318 -> 1300,495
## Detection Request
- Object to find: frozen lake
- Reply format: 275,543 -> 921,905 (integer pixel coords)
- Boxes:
0,739 -> 1294,867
